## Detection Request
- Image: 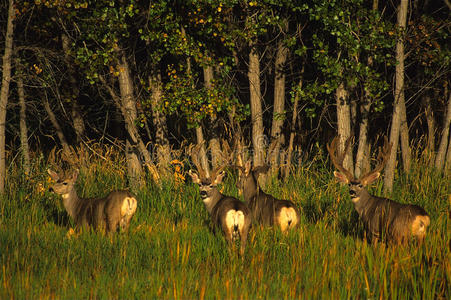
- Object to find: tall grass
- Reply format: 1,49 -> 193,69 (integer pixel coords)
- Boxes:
0,145 -> 449,299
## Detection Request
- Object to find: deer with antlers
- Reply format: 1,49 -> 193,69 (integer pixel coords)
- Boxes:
327,136 -> 430,244
188,143 -> 252,255
48,169 -> 137,234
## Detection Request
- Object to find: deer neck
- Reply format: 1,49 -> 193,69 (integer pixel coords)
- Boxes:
202,188 -> 222,214
62,188 -> 80,220
350,188 -> 372,216
243,175 -> 259,203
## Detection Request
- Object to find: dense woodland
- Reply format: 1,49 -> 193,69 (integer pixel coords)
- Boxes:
0,0 -> 450,189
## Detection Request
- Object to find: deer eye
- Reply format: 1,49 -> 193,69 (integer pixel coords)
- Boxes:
63,182 -> 68,185
358,184 -> 363,188
348,183 -> 352,187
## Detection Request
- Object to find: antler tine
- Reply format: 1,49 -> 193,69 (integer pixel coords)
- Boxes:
360,136 -> 392,179
188,143 -> 207,179
211,139 -> 235,179
234,137 -> 244,168
326,135 -> 354,180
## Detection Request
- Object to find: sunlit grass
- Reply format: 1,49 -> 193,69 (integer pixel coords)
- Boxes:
0,145 -> 449,299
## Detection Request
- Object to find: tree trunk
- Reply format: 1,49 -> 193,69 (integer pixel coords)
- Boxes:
43,93 -> 73,160
248,39 -> 265,167
399,96 -> 411,173
0,0 -> 14,193
284,70 -> 303,179
269,37 -> 289,176
204,65 -> 222,170
17,72 -> 31,175
149,71 -> 171,176
61,34 -> 85,143
384,0 -> 408,194
424,94 -> 436,156
355,93 -> 370,178
435,92 -> 451,170
336,82 -> 354,172
116,53 -> 143,187
355,0 -> 379,178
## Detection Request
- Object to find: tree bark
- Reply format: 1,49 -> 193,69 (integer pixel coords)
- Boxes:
248,38 -> 265,167
336,82 -> 354,172
17,71 -> 31,175
116,53 -> 143,187
284,71 -> 302,179
435,92 -> 451,170
61,34 -> 85,143
149,71 -> 171,176
43,93 -> 73,160
399,95 -> 411,173
204,65 -> 222,170
0,0 -> 14,193
424,94 -> 436,156
355,93 -> 370,178
269,37 -> 289,176
384,0 -> 408,194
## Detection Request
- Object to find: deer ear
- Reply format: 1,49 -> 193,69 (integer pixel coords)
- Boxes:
72,169 -> 79,180
333,171 -> 350,184
213,170 -> 226,185
361,172 -> 380,186
253,165 -> 270,178
244,160 -> 252,176
47,169 -> 59,180
188,169 -> 201,184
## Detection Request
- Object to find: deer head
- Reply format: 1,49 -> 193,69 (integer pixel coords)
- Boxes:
187,142 -> 233,200
327,136 -> 392,200
48,169 -> 79,195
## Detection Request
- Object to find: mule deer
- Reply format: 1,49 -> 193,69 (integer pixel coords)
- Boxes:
188,145 -> 251,255
236,159 -> 300,232
48,169 -> 137,233
327,136 -> 430,244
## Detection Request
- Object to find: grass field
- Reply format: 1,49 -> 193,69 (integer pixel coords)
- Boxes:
0,149 -> 449,299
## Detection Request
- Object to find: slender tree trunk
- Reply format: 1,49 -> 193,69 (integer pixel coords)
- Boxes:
0,0 -> 14,193
269,37 -> 289,175
17,72 -> 31,175
336,82 -> 354,172
445,129 -> 451,170
284,71 -> 303,179
424,94 -> 436,155
204,65 -> 222,169
355,0 -> 379,178
248,39 -> 265,167
355,93 -> 370,178
116,53 -> 143,186
43,93 -> 73,160
384,0 -> 408,194
435,92 -> 451,170
61,34 -> 85,143
149,71 -> 171,176
399,96 -> 411,172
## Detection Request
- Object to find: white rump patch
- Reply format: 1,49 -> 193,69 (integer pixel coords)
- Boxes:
119,196 -> 137,230
225,209 -> 245,236
278,207 -> 298,232
412,215 -> 430,237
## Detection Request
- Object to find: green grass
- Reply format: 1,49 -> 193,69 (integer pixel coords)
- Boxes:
0,152 -> 449,299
